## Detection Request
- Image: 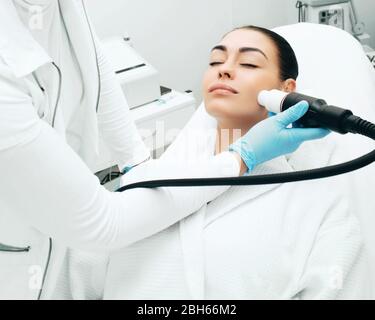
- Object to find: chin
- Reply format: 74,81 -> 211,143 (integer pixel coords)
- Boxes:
204,99 -> 235,119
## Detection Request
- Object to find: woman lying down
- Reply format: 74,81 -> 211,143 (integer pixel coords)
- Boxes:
54,26 -> 371,300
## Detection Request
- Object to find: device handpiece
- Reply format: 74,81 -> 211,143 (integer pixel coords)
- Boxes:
258,89 -> 375,139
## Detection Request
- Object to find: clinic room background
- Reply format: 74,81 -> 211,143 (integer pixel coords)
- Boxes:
2,0 -> 375,301
87,0 -> 375,102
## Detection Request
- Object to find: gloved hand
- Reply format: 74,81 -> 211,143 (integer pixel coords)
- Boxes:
229,101 -> 331,172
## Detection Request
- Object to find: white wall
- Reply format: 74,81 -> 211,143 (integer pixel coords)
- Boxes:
86,0 -> 375,102
86,0 -> 288,102
232,0 -> 290,29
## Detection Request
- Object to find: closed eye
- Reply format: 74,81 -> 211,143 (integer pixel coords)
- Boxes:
240,64 -> 258,68
209,62 -> 258,68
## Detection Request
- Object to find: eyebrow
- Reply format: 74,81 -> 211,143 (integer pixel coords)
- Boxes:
211,45 -> 268,60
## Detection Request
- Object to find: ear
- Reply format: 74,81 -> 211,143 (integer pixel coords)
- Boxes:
280,79 -> 296,93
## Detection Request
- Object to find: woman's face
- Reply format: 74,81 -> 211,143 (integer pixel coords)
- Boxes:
203,29 -> 291,127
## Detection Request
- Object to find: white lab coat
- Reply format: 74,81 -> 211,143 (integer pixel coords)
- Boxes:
54,107 -> 371,300
0,1 -> 240,300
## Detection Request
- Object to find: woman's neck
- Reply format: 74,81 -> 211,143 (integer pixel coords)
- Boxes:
215,122 -> 251,155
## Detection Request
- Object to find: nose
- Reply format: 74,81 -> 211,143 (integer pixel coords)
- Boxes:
218,62 -> 235,80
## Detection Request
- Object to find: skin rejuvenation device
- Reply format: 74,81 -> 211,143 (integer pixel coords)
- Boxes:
258,89 -> 375,138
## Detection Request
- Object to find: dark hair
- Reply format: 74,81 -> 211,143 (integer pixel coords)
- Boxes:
232,25 -> 299,81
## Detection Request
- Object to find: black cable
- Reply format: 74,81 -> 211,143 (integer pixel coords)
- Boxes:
116,122 -> 375,193
116,149 -> 375,192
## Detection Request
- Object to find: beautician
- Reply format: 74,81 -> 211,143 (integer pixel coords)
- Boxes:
0,0 -> 329,299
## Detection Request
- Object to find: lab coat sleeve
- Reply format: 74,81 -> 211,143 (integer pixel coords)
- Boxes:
94,25 -> 150,170
295,193 -> 372,300
0,66 -> 240,252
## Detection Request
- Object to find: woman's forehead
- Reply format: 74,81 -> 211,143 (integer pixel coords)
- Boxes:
219,29 -> 276,58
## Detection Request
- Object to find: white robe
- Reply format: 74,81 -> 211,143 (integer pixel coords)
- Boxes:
102,128 -> 370,299
55,106 -> 371,300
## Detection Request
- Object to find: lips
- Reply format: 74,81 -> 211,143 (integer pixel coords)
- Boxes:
208,83 -> 238,94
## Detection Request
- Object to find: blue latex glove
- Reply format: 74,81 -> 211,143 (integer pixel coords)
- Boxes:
229,101 -> 330,172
